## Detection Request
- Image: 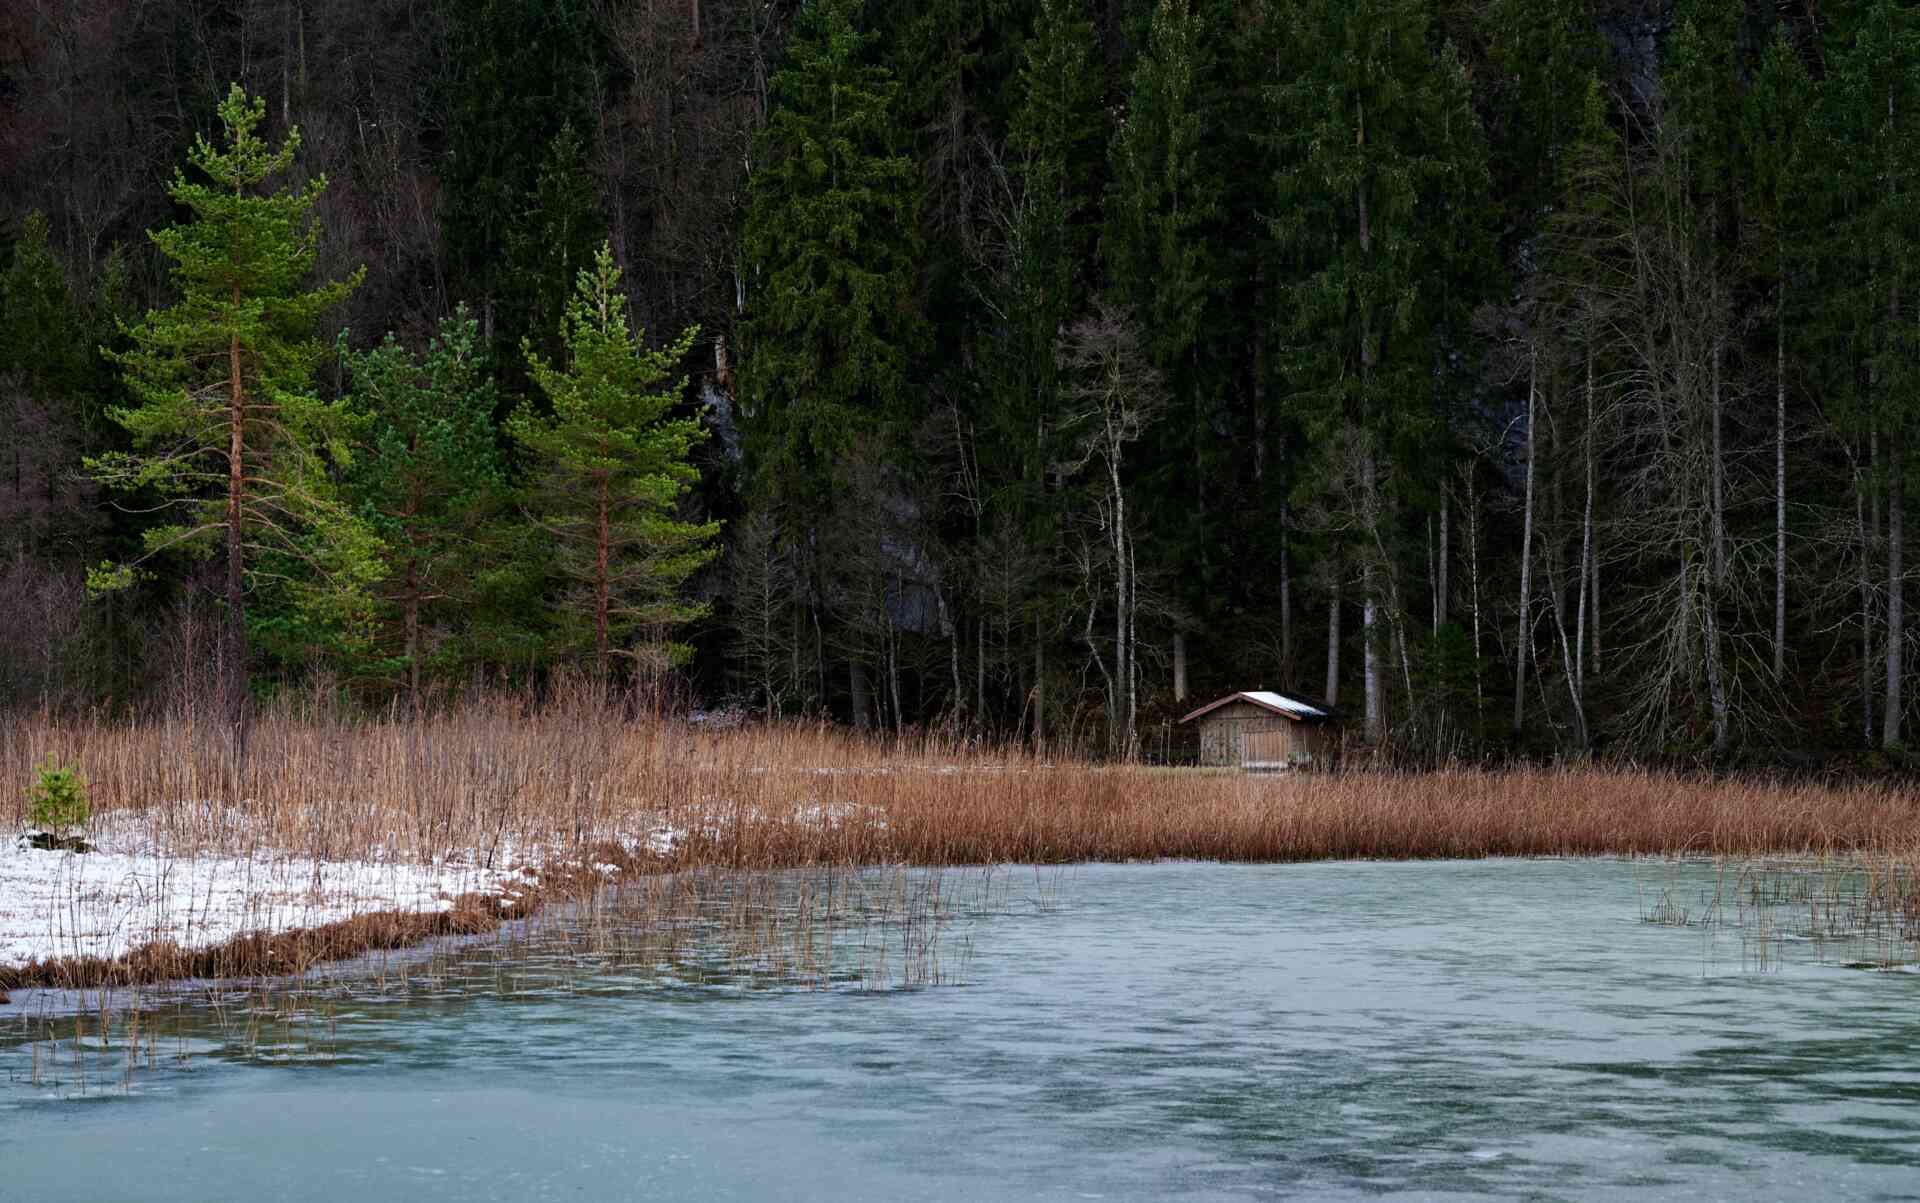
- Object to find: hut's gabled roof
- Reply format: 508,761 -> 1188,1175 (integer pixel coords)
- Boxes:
1178,690 -> 1331,725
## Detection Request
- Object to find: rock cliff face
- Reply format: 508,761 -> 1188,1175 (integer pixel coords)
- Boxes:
1597,0 -> 1675,115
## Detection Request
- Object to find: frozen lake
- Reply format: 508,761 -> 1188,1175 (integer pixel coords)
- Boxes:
3,859 -> 1918,1200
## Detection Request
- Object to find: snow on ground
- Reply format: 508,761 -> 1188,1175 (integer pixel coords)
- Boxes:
0,799 -> 889,972
0,812 -> 536,970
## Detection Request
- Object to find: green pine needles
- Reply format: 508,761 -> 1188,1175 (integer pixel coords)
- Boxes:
86,84 -> 370,721
509,244 -> 719,678
25,757 -> 90,838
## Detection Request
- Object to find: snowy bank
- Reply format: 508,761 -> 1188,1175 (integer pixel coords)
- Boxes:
0,813 -> 536,971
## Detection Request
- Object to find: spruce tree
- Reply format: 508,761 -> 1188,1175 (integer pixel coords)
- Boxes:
345,307 -> 504,704
88,85 -> 369,726
1818,1 -> 1920,749
508,244 -> 718,678
990,0 -> 1103,494
440,0 -> 603,372
740,0 -> 927,504
1266,0 -> 1492,744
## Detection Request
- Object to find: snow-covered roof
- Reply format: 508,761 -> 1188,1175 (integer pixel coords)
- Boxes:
1178,690 -> 1332,725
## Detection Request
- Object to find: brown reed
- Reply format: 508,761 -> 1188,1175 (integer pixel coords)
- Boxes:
5,688 -> 1919,989
5,697 -> 1913,869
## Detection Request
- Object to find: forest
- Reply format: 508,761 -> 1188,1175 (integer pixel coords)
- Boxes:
0,0 -> 1914,766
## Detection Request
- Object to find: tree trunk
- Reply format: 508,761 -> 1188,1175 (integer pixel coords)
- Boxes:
889,632 -> 904,739
1111,457 -> 1134,759
596,476 -> 611,679
1428,513 -> 1437,635
937,588 -> 961,721
1280,504 -> 1293,677
1514,348 -> 1538,737
1887,429 -> 1905,750
850,659 -> 871,731
1363,590 -> 1381,743
1704,579 -> 1731,756
1591,528 -> 1601,680
405,554 -> 420,712
1774,281 -> 1787,680
225,309 -> 248,735
1577,343 -> 1594,697
1325,583 -> 1341,707
1712,338 -> 1726,588
1468,471 -> 1484,720
1437,489 -> 1449,630
1362,451 -> 1382,744
1033,615 -> 1045,753
1546,543 -> 1587,749
976,617 -> 986,733
1860,449 -> 1875,745
1173,632 -> 1187,703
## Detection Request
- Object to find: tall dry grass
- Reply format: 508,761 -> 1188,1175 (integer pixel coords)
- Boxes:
6,691 -> 1916,870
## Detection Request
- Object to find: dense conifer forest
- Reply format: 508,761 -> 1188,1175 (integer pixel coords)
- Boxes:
1,0 -> 1914,765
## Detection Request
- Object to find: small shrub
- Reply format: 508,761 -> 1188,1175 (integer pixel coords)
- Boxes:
26,757 -> 91,835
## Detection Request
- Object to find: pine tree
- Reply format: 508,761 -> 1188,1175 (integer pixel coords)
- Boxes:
739,0 -> 926,503
508,244 -> 719,678
87,85 -> 370,728
345,307 -> 505,705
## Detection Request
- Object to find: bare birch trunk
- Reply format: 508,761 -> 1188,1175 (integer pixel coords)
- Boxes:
1546,550 -> 1587,748
1514,348 -> 1538,736
1173,632 -> 1187,703
1428,514 -> 1437,634
1591,529 -> 1601,679
1437,489 -> 1449,630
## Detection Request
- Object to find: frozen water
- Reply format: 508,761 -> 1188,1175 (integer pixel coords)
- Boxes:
3,859 -> 1917,1200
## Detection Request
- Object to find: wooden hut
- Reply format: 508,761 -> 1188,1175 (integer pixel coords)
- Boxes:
1179,691 -> 1338,769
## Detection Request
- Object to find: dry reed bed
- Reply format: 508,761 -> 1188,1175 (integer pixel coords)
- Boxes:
4,703 -> 1919,995
5,705 -> 1917,867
